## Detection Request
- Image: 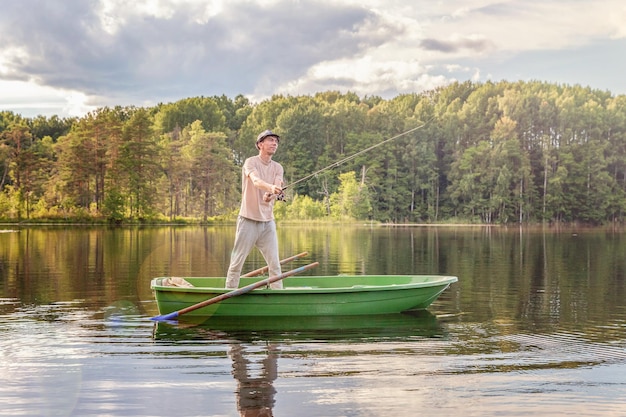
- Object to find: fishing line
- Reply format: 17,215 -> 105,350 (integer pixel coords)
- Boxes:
282,118 -> 433,191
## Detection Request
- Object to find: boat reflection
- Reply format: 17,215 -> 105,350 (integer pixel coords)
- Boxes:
152,310 -> 445,342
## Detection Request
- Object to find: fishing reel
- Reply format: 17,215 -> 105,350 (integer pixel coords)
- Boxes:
263,191 -> 287,202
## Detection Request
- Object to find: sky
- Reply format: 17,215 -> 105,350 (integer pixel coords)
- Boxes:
1,0 -> 625,118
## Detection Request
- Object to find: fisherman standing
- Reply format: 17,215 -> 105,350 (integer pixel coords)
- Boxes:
225,130 -> 285,290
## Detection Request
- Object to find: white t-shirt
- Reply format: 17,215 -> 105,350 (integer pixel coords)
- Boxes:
239,155 -> 284,221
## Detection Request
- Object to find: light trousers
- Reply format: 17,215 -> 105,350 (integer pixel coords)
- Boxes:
226,216 -> 282,289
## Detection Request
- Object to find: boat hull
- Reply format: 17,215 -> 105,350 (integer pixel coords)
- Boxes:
151,275 -> 458,318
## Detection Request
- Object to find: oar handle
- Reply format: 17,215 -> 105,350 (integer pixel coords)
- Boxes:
242,251 -> 308,277
151,262 -> 319,321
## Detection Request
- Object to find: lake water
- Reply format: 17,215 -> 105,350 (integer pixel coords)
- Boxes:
1,225 -> 625,416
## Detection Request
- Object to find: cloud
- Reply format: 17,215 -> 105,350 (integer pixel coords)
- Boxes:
420,36 -> 494,54
425,1 -> 626,51
277,55 -> 448,99
0,79 -> 94,117
1,0 -> 625,117
0,0 -> 401,108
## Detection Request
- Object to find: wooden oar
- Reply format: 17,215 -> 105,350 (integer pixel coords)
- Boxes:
242,251 -> 308,277
150,262 -> 319,321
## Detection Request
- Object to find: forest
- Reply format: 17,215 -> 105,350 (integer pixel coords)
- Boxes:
1,80 -> 625,225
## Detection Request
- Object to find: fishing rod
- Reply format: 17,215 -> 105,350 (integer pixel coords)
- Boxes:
281,118 -> 432,193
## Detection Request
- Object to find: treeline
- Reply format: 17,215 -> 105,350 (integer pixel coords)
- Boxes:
1,80 -> 625,224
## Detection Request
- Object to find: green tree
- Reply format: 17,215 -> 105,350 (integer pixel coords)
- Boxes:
213,94 -> 252,131
119,109 -> 160,220
488,116 -> 534,223
1,122 -> 36,219
154,97 -> 226,134
28,114 -> 74,140
158,126 -> 188,220
276,97 -> 327,196
448,141 -> 492,221
181,121 -> 237,221
282,194 -> 326,220
234,95 -> 294,164
53,107 -> 125,217
329,171 -> 372,220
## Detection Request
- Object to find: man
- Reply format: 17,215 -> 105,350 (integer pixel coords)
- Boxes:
225,129 -> 285,289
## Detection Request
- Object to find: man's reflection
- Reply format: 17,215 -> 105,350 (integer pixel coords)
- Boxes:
229,342 -> 278,417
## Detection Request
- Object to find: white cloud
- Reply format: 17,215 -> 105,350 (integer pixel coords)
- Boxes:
272,55 -> 449,100
419,1 -> 625,53
97,0 -> 181,33
0,80 -> 96,117
609,5 -> 626,38
0,0 -> 625,117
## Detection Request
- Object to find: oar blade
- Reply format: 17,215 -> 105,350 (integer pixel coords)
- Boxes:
150,311 -> 179,321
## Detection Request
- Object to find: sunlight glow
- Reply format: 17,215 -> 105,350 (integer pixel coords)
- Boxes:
0,80 -> 95,117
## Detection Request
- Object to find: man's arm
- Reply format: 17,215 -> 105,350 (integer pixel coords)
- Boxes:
249,172 -> 282,195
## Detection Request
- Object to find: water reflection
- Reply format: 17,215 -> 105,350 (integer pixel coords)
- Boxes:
2,225 -> 626,416
152,310 -> 445,342
230,343 -> 277,417
152,322 -> 280,416
152,311 -> 448,417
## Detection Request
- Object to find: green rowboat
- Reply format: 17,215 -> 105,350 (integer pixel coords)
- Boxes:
150,274 -> 458,319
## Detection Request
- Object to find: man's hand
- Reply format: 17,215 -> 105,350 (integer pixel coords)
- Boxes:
264,185 -> 285,202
